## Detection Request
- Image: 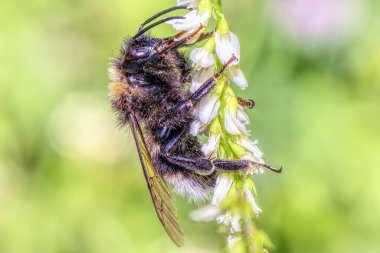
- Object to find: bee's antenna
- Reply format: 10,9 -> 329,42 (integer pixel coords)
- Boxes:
138,5 -> 191,33
133,16 -> 185,39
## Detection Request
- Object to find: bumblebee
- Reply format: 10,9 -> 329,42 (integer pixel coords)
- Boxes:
108,6 -> 281,247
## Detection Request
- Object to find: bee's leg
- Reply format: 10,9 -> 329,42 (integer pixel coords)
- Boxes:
237,97 -> 255,109
159,24 -> 206,53
161,126 -> 188,154
163,30 -> 214,43
162,155 -> 282,174
193,31 -> 215,44
157,56 -> 238,154
213,159 -> 282,173
173,55 -> 238,113
163,155 -> 215,175
157,56 -> 238,153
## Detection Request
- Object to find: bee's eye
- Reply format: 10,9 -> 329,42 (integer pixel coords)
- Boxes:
129,48 -> 150,59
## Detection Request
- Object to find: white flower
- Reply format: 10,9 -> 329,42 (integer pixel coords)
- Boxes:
212,174 -> 233,205
216,212 -> 241,233
236,105 -> 249,125
190,47 -> 215,68
189,119 -> 206,136
191,66 -> 214,92
166,9 -> 210,31
201,133 -> 220,156
227,234 -> 242,249
215,31 -> 240,65
177,0 -> 201,8
229,65 -> 248,89
244,186 -> 262,215
224,108 -> 248,135
236,138 -> 263,159
198,93 -> 220,124
230,214 -> 241,233
190,204 -> 220,222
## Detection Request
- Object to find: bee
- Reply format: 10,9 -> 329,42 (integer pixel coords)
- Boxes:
108,6 -> 282,247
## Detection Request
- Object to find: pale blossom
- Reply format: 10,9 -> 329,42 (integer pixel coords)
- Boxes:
166,9 -> 210,31
177,0 -> 201,8
190,46 -> 215,68
236,105 -> 250,125
244,186 -> 262,215
215,31 -> 240,65
224,108 -> 248,135
190,66 -> 214,92
227,234 -> 241,249
236,138 -> 263,158
229,65 -> 248,89
216,212 -> 241,233
201,133 -> 220,156
212,174 -> 233,205
189,119 -> 206,136
198,94 -> 220,124
190,204 -> 220,222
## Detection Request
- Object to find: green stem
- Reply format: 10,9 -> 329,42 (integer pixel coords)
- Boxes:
215,0 -> 222,12
214,0 -> 223,23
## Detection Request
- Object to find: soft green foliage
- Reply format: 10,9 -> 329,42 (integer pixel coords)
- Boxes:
1,0 -> 380,253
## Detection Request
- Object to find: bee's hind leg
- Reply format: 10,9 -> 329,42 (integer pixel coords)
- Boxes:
162,154 -> 282,175
213,159 -> 282,174
162,155 -> 215,175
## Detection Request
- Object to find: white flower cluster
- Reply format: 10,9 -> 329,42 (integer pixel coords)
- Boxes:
167,0 -> 267,246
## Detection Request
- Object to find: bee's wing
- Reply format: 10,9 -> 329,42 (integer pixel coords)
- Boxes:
129,114 -> 184,247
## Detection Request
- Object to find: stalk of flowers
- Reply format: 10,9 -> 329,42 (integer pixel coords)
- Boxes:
167,0 -> 272,252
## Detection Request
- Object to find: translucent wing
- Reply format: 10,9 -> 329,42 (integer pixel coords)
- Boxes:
129,114 -> 184,247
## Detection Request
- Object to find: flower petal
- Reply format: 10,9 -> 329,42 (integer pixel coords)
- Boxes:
198,95 -> 220,124
201,133 -> 220,156
216,212 -> 241,232
229,31 -> 241,57
244,186 -> 262,215
236,105 -> 250,125
224,108 -> 247,135
189,119 -> 206,136
230,214 -> 241,233
229,65 -> 248,89
177,0 -> 201,8
190,204 -> 220,222
224,110 -> 241,135
212,174 -> 233,205
190,47 -> 215,68
215,31 -> 240,64
166,10 -> 210,31
237,138 -> 263,159
227,234 -> 242,249
191,66 -> 215,93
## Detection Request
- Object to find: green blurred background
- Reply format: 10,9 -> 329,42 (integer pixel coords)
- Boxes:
1,0 -> 379,252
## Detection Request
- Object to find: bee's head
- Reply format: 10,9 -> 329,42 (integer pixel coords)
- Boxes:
121,36 -> 160,74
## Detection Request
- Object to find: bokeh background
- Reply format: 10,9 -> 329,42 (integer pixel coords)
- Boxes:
1,0 -> 379,252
